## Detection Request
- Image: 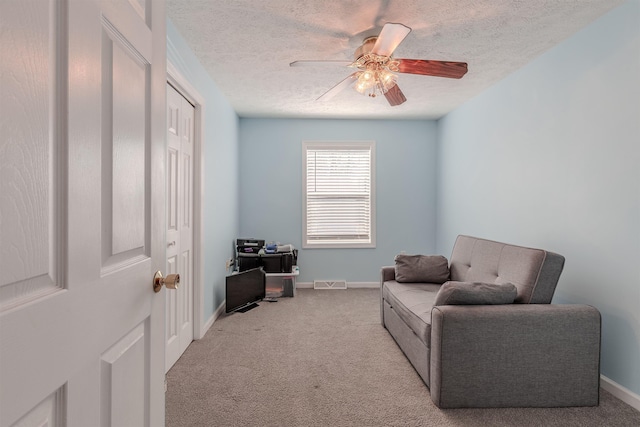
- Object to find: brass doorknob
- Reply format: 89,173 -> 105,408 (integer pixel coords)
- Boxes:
153,271 -> 180,293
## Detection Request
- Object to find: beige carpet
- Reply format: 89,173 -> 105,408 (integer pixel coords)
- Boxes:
166,289 -> 640,426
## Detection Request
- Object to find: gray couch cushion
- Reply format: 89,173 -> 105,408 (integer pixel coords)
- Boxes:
394,254 -> 450,284
434,281 -> 517,306
449,235 -> 565,304
382,281 -> 441,346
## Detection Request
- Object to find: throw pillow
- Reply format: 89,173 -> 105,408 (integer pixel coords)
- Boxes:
394,254 -> 450,283
434,281 -> 517,306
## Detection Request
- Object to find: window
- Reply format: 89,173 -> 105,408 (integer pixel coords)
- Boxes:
303,141 -> 375,248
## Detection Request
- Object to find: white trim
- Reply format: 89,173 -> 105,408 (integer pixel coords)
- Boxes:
302,141 -> 376,249
296,282 -> 378,289
296,282 -> 314,289
347,282 -> 379,288
201,300 -> 226,337
166,61 -> 207,340
201,313 -> 215,338
600,375 -> 640,411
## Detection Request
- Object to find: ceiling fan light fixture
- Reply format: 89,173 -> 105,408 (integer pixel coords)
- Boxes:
354,71 -> 374,95
361,68 -> 375,82
354,68 -> 397,98
379,70 -> 397,91
294,22 -> 467,106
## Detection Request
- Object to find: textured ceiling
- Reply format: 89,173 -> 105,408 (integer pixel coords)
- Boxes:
166,0 -> 624,119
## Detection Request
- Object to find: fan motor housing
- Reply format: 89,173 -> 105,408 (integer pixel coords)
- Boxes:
354,36 -> 378,61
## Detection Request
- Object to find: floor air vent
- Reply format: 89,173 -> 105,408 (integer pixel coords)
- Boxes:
313,280 -> 347,290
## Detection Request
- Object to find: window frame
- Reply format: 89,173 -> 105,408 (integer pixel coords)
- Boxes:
302,140 -> 376,249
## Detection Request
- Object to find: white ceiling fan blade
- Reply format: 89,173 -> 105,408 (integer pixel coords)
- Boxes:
290,60 -> 353,67
317,72 -> 359,101
371,23 -> 411,57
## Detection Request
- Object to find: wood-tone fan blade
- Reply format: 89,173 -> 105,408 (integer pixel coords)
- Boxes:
396,59 -> 468,79
317,72 -> 359,101
371,23 -> 411,57
384,84 -> 407,106
290,60 -> 353,67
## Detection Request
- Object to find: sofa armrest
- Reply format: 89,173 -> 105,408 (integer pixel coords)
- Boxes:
380,266 -> 395,326
430,304 -> 601,408
381,266 -> 395,283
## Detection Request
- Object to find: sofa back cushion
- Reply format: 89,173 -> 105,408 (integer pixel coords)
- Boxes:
449,235 -> 565,304
394,254 -> 450,284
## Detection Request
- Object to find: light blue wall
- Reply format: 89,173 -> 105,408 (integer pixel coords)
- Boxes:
166,19 -> 240,321
169,0 -> 639,395
436,0 -> 640,395
238,119 -> 438,283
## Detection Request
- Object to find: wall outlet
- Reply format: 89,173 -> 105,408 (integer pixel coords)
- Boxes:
225,258 -> 234,269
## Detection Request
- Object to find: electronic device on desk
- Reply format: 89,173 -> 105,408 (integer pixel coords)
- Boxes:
225,268 -> 266,313
236,238 -> 265,272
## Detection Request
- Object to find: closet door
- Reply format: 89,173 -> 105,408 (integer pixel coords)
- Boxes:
166,83 -> 195,372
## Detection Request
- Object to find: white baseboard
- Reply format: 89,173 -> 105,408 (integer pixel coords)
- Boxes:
296,282 -> 313,288
347,282 -> 379,288
601,375 -> 640,411
296,282 -> 378,289
198,300 -> 225,339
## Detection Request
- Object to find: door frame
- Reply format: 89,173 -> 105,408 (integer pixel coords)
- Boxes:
166,60 -> 206,340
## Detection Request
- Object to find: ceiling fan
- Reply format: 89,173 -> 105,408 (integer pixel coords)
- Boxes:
290,23 -> 468,107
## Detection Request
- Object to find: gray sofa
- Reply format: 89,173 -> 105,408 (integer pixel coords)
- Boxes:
380,235 -> 601,408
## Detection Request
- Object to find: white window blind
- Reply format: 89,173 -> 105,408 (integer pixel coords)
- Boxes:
303,141 -> 375,248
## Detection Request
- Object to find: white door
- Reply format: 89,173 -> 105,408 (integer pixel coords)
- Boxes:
165,83 -> 195,371
0,0 -> 167,426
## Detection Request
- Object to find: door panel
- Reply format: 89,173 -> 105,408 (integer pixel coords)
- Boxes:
0,0 -> 63,313
100,321 -> 148,427
168,148 -> 179,234
166,254 -> 179,348
0,0 -> 166,425
101,17 -> 149,270
108,30 -> 147,256
10,388 -> 65,427
181,250 -> 192,328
